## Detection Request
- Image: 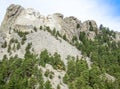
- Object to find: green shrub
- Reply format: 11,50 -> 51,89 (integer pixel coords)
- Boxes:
33,27 -> 37,32
57,84 -> 61,89
76,24 -> 80,29
44,70 -> 50,77
40,26 -> 43,30
1,41 -> 7,48
44,80 -> 53,89
63,34 -> 67,41
17,42 -> 21,50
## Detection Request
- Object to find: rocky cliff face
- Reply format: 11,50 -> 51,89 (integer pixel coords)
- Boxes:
0,4 -> 24,32
1,4 -> 120,42
0,4 -> 100,41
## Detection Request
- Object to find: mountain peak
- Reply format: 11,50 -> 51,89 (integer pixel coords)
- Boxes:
0,4 -> 24,32
6,4 -> 23,18
0,4 -> 99,41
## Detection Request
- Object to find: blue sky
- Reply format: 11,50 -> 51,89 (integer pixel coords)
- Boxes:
0,0 -> 120,32
101,0 -> 120,16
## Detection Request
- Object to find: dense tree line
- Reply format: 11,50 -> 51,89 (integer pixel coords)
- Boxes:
0,43 -> 65,89
63,57 -> 118,89
71,25 -> 120,89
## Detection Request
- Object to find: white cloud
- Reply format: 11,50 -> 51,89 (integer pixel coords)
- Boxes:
0,0 -> 120,31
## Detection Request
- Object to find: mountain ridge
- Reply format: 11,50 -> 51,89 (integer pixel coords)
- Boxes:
0,4 -> 98,40
0,4 -> 120,89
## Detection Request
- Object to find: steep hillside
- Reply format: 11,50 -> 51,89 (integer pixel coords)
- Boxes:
0,4 -> 120,89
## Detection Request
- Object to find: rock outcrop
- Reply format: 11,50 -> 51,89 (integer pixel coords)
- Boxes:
0,4 -> 99,41
1,4 -> 120,42
0,4 -> 24,32
62,16 -> 82,41
82,20 -> 98,31
115,32 -> 120,42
